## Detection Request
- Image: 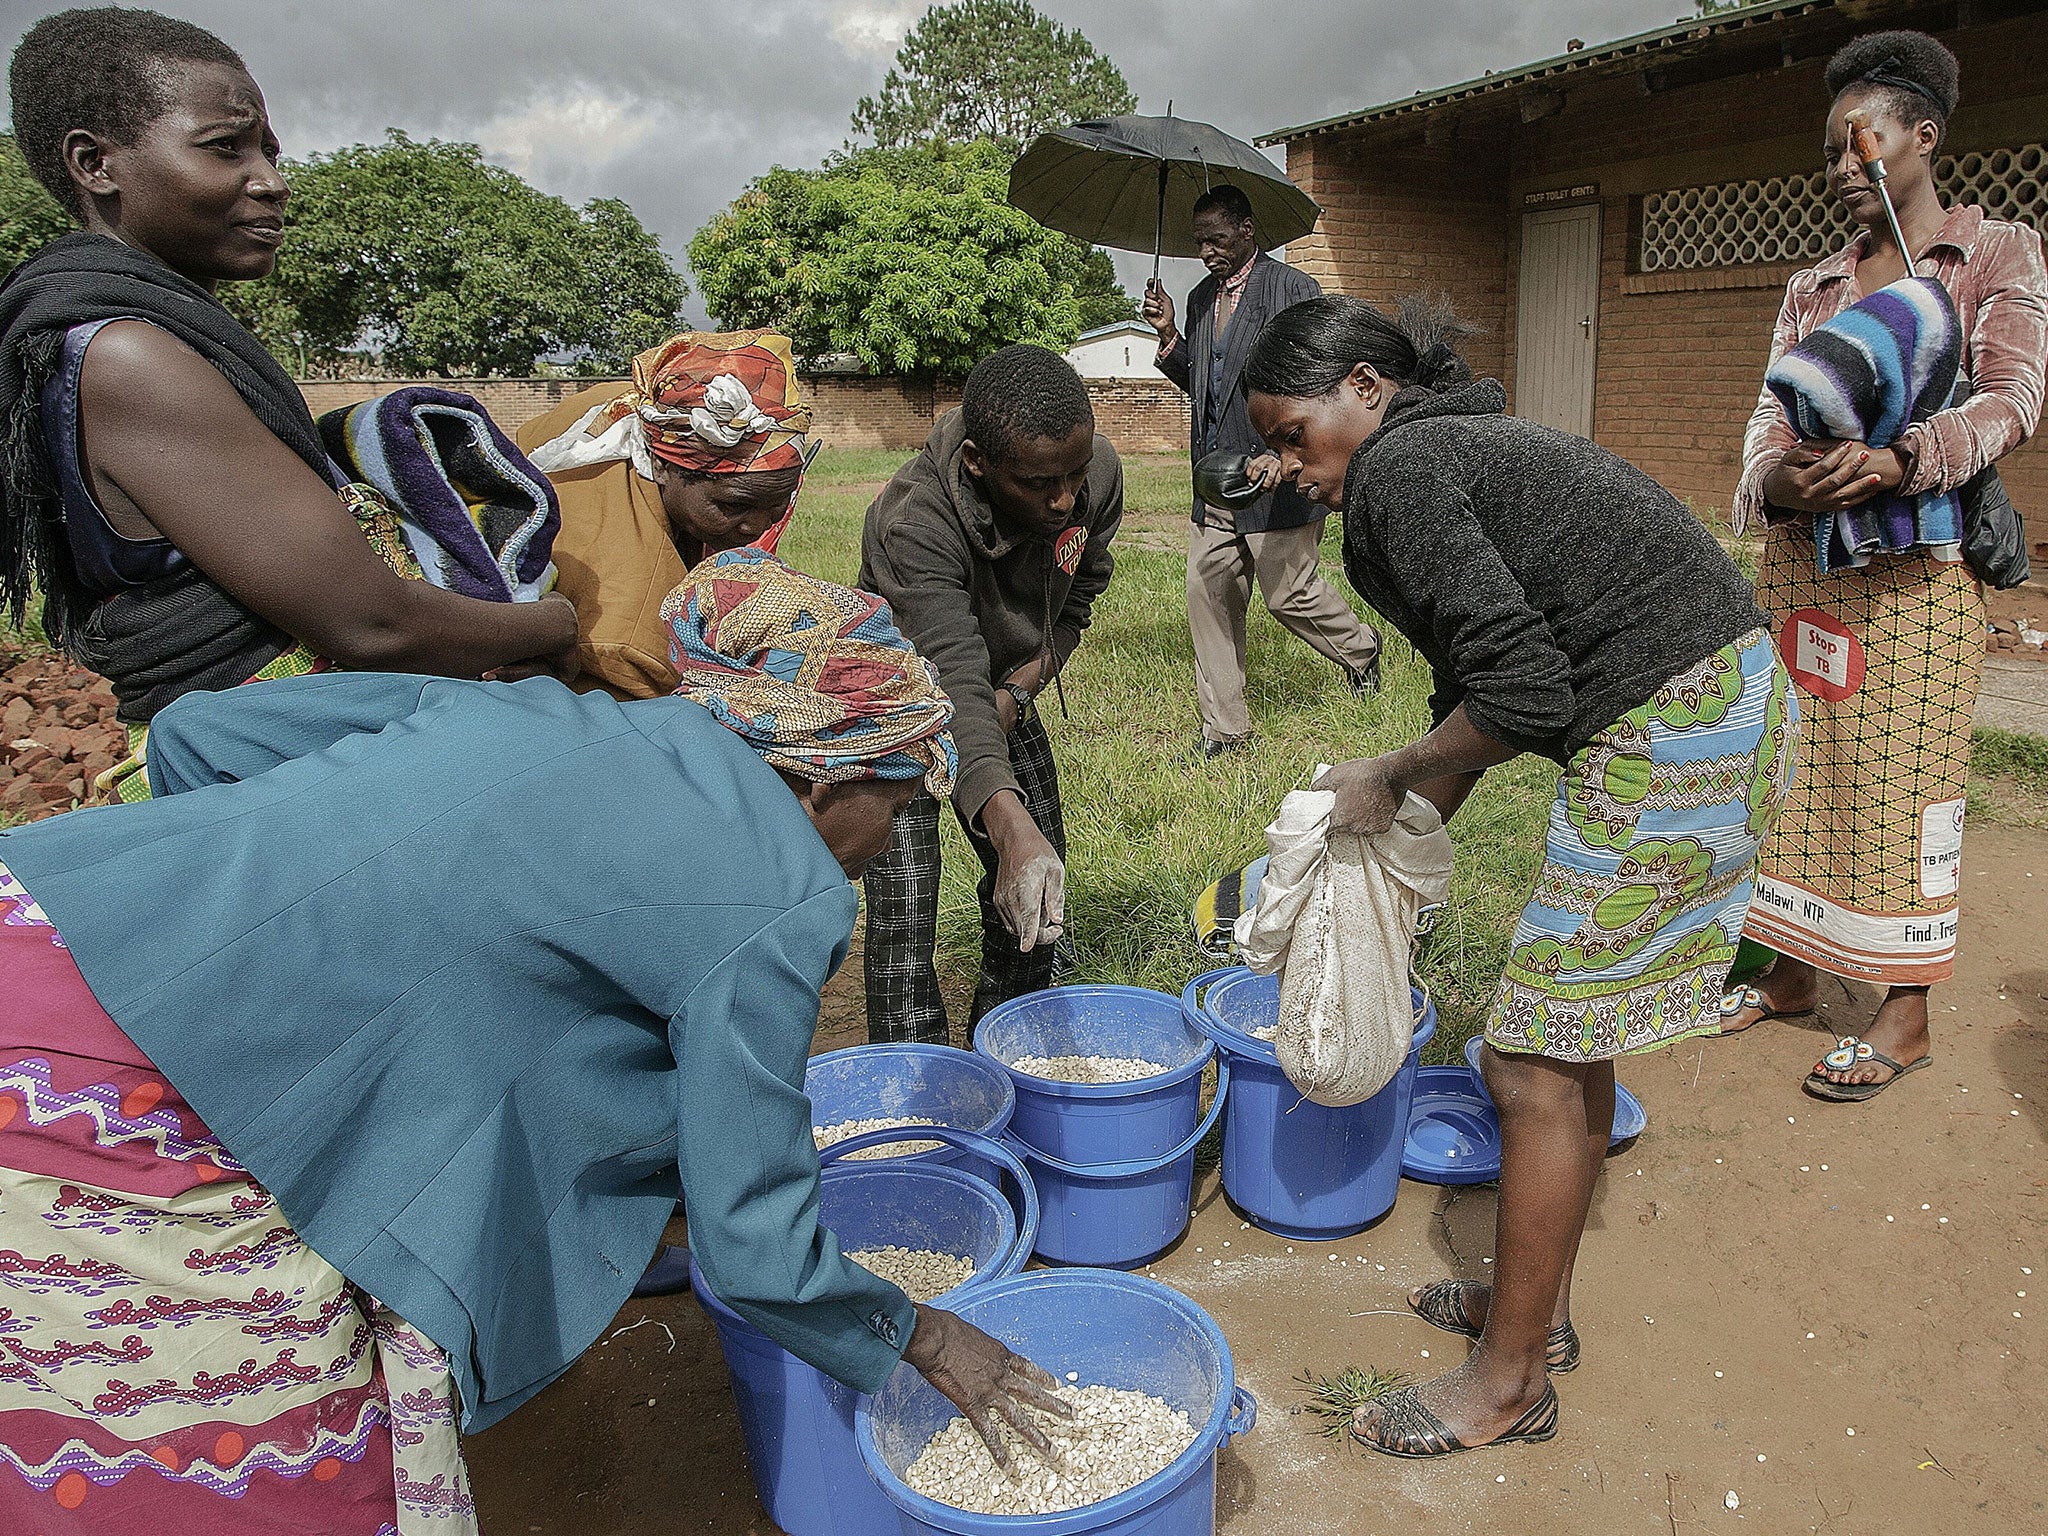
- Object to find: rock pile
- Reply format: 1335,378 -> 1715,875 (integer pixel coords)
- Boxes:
0,646 -> 124,822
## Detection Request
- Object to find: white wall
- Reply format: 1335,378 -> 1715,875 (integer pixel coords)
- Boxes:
1064,330 -> 1161,379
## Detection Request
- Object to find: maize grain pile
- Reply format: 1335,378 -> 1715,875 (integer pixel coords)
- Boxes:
1009,1054 -> 1165,1084
845,1245 -> 976,1303
813,1115 -> 943,1159
903,1383 -> 1196,1514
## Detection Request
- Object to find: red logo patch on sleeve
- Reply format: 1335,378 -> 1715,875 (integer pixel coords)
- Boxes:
1054,526 -> 1087,575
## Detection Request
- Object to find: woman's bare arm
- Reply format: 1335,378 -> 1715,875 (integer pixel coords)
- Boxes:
79,321 -> 577,677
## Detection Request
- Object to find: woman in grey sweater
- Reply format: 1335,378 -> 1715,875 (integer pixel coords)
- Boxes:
1243,296 -> 1796,1458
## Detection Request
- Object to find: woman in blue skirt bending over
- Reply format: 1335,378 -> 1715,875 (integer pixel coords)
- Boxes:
1243,295 -> 1796,1456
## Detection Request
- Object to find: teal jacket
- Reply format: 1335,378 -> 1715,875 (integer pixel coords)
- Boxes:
0,671 -> 913,1430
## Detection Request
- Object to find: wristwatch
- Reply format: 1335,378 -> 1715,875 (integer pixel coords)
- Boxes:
1001,681 -> 1035,715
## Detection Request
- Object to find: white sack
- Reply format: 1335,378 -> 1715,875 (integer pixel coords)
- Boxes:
1234,772 -> 1454,1106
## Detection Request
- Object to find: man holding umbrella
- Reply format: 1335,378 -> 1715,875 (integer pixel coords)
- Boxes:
1143,186 -> 1382,757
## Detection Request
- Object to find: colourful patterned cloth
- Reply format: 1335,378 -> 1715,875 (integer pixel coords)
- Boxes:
662,548 -> 956,795
1486,629 -> 1796,1063
90,486 -> 424,806
527,330 -> 813,480
1765,277 -> 1963,572
0,862 -> 473,1535
1747,536 -> 1983,984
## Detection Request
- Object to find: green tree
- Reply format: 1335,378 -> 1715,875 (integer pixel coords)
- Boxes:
1057,243 -> 1137,331
224,132 -> 684,376
0,134 -> 74,273
691,139 -> 1111,375
851,0 -> 1136,153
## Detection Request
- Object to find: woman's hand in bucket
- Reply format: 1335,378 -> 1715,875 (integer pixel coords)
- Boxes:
903,1303 -> 1073,1468
1315,755 -> 1405,837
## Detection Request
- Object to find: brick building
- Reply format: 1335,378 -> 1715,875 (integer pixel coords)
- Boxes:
1263,0 -> 2047,527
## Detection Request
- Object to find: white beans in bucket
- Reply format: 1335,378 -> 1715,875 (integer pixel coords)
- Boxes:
904,1383 -> 1196,1514
813,1115 -> 943,1159
1009,1054 -> 1166,1084
845,1246 -> 976,1303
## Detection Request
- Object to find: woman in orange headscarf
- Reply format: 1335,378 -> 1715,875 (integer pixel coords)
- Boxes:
519,329 -> 817,698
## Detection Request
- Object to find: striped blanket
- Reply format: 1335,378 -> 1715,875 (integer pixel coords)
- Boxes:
320,388 -> 559,604
1765,276 -> 1963,573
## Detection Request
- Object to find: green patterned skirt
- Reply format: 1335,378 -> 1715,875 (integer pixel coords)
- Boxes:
1485,628 -> 1796,1063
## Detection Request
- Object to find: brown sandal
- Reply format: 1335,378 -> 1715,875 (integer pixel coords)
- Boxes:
1349,1382 -> 1560,1458
1408,1279 -> 1581,1372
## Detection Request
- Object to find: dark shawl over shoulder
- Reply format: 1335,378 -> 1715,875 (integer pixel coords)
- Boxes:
0,234 -> 327,710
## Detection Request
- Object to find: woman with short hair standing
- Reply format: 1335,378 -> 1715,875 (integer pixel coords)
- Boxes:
1243,295 -> 1795,1456
0,7 -> 578,796
1724,31 -> 2046,1099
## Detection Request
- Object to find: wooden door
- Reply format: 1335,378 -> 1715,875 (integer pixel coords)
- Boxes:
1514,205 -> 1602,438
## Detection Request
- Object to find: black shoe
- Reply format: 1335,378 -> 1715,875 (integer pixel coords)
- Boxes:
1199,734 -> 1252,761
632,1243 -> 693,1298
1347,658 -> 1383,696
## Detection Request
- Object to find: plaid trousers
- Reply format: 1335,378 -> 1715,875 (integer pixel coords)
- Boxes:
862,705 -> 1071,1045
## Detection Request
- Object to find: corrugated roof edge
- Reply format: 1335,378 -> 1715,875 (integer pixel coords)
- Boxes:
1073,320 -> 1159,341
1258,0 -> 1830,145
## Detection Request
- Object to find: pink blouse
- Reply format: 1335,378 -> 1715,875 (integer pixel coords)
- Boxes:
1733,203 -> 2048,535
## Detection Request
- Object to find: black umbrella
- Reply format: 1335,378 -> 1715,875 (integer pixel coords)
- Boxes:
1008,109 -> 1321,281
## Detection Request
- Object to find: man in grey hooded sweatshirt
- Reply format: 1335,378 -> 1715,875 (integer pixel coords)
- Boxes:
858,345 -> 1122,1044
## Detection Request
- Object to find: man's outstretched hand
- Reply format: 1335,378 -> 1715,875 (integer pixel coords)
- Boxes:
982,789 -> 1064,953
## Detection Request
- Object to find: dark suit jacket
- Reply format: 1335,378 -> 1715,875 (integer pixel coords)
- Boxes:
1156,251 -> 1322,532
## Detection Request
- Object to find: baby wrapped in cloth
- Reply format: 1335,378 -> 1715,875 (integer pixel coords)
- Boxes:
320,386 -> 561,602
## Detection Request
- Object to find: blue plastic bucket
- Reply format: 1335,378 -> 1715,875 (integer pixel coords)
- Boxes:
693,1128 -> 1036,1536
807,1043 -> 1017,1187
1001,1064 -> 1228,1268
856,1269 -> 1257,1536
976,986 -> 1214,1166
1185,966 -> 1437,1241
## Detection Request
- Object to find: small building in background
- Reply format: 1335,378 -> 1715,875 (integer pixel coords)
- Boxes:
1262,0 -> 2047,535
1063,320 -> 1164,379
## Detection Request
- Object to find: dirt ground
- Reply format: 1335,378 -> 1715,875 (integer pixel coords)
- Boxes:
465,824 -> 2047,1536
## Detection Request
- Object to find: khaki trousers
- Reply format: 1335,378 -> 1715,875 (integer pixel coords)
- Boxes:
1187,505 -> 1381,742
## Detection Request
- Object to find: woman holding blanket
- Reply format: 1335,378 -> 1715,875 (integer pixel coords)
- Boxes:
0,550 -> 1069,1533
0,8 -> 577,796
1242,295 -> 1795,1456
1723,31 -> 2046,1099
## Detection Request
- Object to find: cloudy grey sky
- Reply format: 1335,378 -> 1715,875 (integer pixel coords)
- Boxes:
0,0 -> 1690,318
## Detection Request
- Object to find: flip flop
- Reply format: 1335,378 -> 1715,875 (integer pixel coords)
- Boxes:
1408,1279 -> 1581,1372
1349,1381 -> 1559,1458
1715,984 -> 1817,1037
1802,1036 -> 1933,1102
